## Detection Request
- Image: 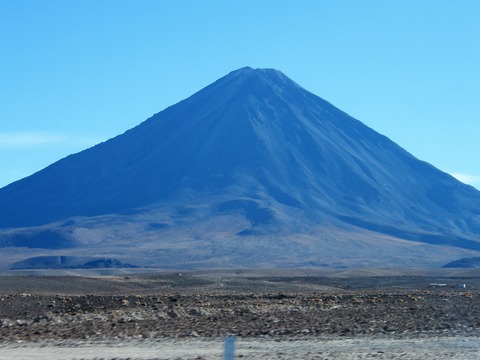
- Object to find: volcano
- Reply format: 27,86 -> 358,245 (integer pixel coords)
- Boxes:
1,67 -> 480,268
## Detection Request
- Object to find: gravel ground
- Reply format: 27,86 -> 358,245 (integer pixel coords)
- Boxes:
1,272 -> 480,359
1,291 -> 480,341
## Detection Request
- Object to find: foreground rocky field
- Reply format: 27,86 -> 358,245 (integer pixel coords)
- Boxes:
1,269 -> 480,359
1,290 -> 480,341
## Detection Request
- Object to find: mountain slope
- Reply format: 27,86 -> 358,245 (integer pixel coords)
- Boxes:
1,67 -> 480,268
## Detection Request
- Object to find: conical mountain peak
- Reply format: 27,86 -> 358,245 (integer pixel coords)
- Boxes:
200,67 -> 305,105
226,67 -> 292,83
1,68 -> 480,268
223,66 -> 286,80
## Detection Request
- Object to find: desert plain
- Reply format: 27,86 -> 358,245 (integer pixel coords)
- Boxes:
1,268 -> 480,359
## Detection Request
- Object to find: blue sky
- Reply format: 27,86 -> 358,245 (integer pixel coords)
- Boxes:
1,0 -> 479,189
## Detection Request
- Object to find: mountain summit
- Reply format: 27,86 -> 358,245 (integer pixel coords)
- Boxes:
1,67 -> 480,268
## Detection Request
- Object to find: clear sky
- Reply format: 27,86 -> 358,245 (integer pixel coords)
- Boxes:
1,0 -> 479,189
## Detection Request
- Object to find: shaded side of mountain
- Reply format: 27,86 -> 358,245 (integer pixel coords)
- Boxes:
0,230 -> 77,249
10,256 -> 138,270
215,199 -> 275,226
339,215 -> 480,251
442,257 -> 480,268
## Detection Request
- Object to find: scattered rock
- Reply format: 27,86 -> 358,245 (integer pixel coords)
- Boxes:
0,290 -> 479,341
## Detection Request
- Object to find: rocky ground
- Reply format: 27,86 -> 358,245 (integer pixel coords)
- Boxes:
0,270 -> 480,358
1,290 -> 480,341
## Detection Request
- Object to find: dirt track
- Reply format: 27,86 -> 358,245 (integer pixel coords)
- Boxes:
1,336 -> 480,359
